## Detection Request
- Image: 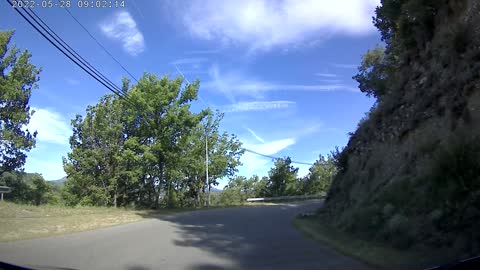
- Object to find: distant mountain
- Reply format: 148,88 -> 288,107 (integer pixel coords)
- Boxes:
211,187 -> 223,193
49,176 -> 67,185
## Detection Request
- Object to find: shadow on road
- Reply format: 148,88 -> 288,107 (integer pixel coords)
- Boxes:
135,201 -> 369,270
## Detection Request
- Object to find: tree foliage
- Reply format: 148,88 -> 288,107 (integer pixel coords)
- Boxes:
62,75 -> 243,208
302,154 -> 337,195
266,157 -> 300,197
353,46 -> 389,99
0,30 -> 40,175
0,172 -> 56,205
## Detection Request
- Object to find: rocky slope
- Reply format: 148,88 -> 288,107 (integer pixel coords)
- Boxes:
324,0 -> 480,257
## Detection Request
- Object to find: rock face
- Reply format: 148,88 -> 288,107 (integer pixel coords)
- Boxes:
324,0 -> 480,256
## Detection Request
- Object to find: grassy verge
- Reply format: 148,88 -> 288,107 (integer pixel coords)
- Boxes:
293,215 -> 453,270
0,201 -> 281,242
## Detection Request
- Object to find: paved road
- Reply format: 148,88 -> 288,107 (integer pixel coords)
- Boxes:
0,201 -> 370,270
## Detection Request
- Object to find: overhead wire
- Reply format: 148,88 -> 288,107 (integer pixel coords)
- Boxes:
174,64 -> 314,166
242,148 -> 314,166
8,0 -> 314,166
62,5 -> 139,83
6,0 -> 134,106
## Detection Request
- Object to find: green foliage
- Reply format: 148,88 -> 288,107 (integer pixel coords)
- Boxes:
353,46 -> 389,99
330,146 -> 348,173
302,154 -> 337,195
0,172 -> 56,205
266,157 -> 299,197
217,175 -> 266,205
430,134 -> 480,212
62,75 -> 243,208
0,30 -> 41,174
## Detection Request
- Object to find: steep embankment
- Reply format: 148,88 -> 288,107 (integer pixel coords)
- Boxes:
324,0 -> 480,257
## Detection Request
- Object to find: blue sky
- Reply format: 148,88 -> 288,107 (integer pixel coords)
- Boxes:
2,0 -> 380,187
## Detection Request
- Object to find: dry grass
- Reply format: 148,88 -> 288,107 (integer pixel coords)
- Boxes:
0,202 -> 188,242
0,201 -> 280,242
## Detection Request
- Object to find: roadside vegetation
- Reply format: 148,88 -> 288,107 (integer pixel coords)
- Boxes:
0,29 -> 336,240
317,0 -> 480,266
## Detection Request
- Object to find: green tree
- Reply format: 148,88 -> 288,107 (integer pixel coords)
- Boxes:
218,175 -> 259,205
0,30 -> 40,175
266,157 -> 299,197
302,154 -> 337,194
353,45 -> 388,99
0,172 -> 31,202
30,174 -> 50,205
203,110 -> 244,207
63,95 -> 125,206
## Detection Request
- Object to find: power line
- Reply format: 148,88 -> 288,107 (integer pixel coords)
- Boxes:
7,0 -> 134,106
62,6 -> 139,83
26,8 -> 125,97
243,148 -> 314,166
174,63 -> 312,166
22,5 -> 129,100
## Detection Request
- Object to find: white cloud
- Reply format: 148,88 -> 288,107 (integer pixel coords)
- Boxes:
315,73 -> 337,78
204,65 -> 357,101
173,0 -> 380,50
25,157 -> 66,181
224,101 -> 295,112
65,78 -> 80,85
28,108 -> 71,145
245,127 -> 265,143
239,138 -> 296,176
100,11 -> 145,56
316,79 -> 342,83
332,63 -> 358,69
171,57 -> 209,65
185,49 -> 220,55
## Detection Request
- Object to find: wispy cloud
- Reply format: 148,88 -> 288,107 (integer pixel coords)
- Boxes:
316,79 -> 342,83
170,0 -> 380,51
331,63 -> 358,69
224,101 -> 295,112
245,127 -> 265,143
239,138 -> 296,176
100,11 -> 145,56
171,57 -> 209,65
204,65 -> 357,101
27,108 -> 71,145
185,49 -> 220,55
315,73 -> 337,78
65,78 -> 80,85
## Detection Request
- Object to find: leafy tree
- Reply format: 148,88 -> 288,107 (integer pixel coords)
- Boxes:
253,176 -> 269,197
30,174 -> 51,205
302,154 -> 337,195
0,172 -> 31,202
353,45 -> 389,99
63,95 -> 124,206
218,175 -> 260,205
61,75 -> 244,209
203,110 -> 244,207
266,157 -> 299,197
0,172 -> 55,205
0,30 -> 40,175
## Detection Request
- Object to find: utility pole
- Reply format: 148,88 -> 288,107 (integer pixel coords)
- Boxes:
205,127 -> 210,207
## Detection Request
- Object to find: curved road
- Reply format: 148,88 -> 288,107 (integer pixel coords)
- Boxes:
0,202 -> 369,270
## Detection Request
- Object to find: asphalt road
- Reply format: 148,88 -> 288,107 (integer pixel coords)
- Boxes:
0,201 -> 370,270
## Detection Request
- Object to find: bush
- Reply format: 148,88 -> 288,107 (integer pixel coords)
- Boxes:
386,214 -> 413,249
430,134 -> 480,208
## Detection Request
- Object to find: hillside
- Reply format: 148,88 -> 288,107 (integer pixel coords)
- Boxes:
49,177 -> 67,185
323,0 -> 480,259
